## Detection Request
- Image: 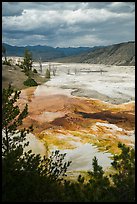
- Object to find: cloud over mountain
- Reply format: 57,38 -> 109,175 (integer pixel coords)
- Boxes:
2,2 -> 135,47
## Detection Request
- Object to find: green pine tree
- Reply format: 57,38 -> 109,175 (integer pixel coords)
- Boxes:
2,84 -> 32,156
2,84 -> 71,202
20,49 -> 33,75
110,143 -> 135,202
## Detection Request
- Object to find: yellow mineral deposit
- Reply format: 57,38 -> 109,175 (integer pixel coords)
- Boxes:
17,63 -> 135,172
18,85 -> 134,156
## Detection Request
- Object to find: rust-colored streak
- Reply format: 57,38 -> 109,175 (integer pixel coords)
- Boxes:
17,87 -> 135,154
18,87 -> 135,132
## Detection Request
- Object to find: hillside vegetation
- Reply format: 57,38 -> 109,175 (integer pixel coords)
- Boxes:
2,65 -> 46,90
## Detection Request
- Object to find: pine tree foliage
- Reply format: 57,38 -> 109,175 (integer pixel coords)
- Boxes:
20,49 -> 33,75
2,85 -> 71,202
2,84 -> 32,156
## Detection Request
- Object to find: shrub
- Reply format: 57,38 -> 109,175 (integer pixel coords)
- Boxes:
45,69 -> 50,79
3,59 -> 12,66
33,68 -> 38,73
23,77 -> 38,87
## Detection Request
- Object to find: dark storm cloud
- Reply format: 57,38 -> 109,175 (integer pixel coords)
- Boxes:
2,2 -> 135,47
2,2 -> 23,16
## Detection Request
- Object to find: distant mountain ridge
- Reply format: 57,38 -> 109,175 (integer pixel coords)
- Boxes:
2,42 -> 135,66
56,41 -> 135,66
2,43 -> 94,61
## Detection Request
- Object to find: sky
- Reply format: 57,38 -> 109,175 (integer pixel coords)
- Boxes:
2,2 -> 135,48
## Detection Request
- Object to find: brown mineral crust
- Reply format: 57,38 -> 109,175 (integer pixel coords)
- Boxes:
18,87 -> 135,134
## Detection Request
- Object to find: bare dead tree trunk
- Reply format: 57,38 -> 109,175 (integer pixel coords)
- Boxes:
5,127 -> 9,154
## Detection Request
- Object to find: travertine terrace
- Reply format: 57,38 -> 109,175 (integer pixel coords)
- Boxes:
18,63 -> 135,171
